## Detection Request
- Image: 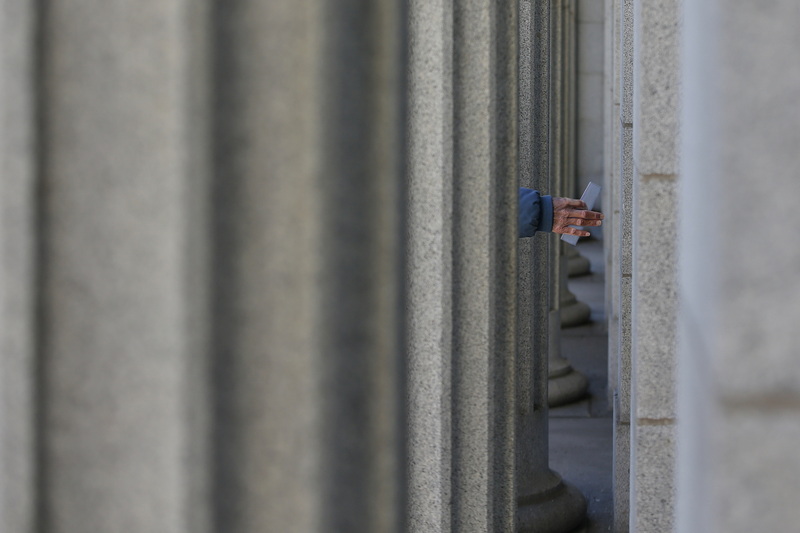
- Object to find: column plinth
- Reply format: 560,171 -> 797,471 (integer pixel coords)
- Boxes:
548,354 -> 589,407
559,276 -> 592,327
518,471 -> 587,533
566,246 -> 592,277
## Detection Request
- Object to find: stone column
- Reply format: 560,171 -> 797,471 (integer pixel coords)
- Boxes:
550,0 -> 591,405
407,0 -> 520,530
0,1 -> 213,531
0,2 -> 408,533
407,1 -> 454,531
613,0 -> 634,529
450,1 -> 519,530
603,0 -> 621,428
678,1 -> 800,531
629,0 -> 681,531
517,1 -> 586,531
554,0 -> 588,329
0,1 -> 40,531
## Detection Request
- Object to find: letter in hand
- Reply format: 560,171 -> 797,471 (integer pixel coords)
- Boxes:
552,197 -> 604,238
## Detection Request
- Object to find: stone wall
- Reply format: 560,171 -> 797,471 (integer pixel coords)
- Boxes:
677,1 -> 800,531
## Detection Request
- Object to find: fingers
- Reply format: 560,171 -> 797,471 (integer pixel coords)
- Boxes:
563,209 -> 603,220
554,210 -> 604,227
558,216 -> 603,227
553,225 -> 591,238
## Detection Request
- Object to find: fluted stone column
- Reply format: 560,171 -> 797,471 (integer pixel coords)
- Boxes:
603,0 -> 621,431
0,1 -> 40,531
558,0 -> 592,326
0,2 -> 213,530
451,1 -> 519,530
570,0 -> 608,280
549,0 -> 590,406
517,1 -> 586,531
407,0 -> 520,531
407,1 -> 453,531
613,0 -> 634,529
554,0 -> 591,329
678,1 -> 800,531
0,2 -> 407,533
629,0 -> 681,531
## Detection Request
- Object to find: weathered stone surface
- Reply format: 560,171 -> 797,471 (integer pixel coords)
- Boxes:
619,127 -> 634,277
617,279 -> 632,423
632,0 -> 681,176
450,0 -> 519,530
628,2 -> 681,531
632,424 -> 676,533
612,411 -> 630,533
407,0 -> 454,531
619,0 -> 633,124
631,177 -> 678,420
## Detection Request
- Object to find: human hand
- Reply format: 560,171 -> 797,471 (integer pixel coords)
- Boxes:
552,197 -> 604,237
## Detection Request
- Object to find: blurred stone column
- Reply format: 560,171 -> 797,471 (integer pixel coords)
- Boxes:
1,1 -> 213,531
0,2 -> 408,533
629,0 -> 681,531
678,1 -> 800,531
0,1 -> 41,531
550,0 -> 590,406
212,3 -> 408,532
517,1 -> 586,531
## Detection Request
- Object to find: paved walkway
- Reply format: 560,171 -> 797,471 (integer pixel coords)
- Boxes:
550,236 -> 614,532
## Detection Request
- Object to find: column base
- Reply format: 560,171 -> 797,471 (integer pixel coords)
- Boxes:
566,246 -> 591,277
518,471 -> 587,533
560,299 -> 591,327
548,355 -> 589,407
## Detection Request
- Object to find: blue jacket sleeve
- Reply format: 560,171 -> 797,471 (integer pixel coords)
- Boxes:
518,188 -> 553,238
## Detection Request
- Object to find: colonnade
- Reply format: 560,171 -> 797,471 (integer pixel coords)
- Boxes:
1,0 -> 587,532
4,1 -> 800,533
1,1 -> 408,531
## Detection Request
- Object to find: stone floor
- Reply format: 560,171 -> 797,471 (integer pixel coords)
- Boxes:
550,235 -> 614,533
